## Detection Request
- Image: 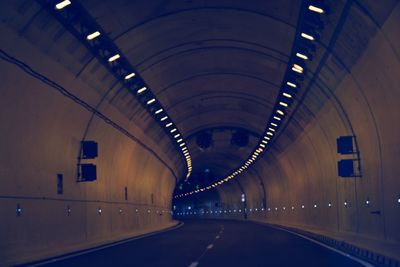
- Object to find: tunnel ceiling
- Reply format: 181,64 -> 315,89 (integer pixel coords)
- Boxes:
77,0 -> 301,183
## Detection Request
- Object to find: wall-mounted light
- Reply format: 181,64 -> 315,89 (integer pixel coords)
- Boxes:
16,203 -> 22,216
98,207 -> 102,215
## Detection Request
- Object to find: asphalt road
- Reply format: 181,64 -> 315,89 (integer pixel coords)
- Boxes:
29,220 -> 366,267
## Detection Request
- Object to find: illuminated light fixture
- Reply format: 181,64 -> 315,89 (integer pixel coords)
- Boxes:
267,132 -> 273,136
146,98 -> 156,105
55,0 -> 71,10
283,92 -> 292,98
292,66 -> 302,74
301,32 -> 315,41
277,110 -> 284,115
273,116 -> 281,121
124,72 -> 136,81
166,122 -> 173,127
293,64 -> 303,71
108,54 -> 120,62
174,134 -> 180,138
260,144 -> 265,148
286,81 -> 297,88
264,136 -> 271,140
155,108 -> 163,114
256,148 -> 263,153
271,123 -> 278,127
87,31 -> 101,41
308,5 -> 325,14
262,140 -> 268,144
296,52 -> 308,60
160,116 -> 168,121
279,102 -> 288,107
268,128 -> 275,132
137,87 -> 147,94
170,128 -> 177,133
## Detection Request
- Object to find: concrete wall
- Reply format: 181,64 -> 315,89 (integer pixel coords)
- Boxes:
0,14 -> 180,266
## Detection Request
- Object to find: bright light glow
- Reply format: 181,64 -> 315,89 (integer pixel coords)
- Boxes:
301,32 -> 315,41
137,87 -> 147,94
155,108 -> 163,114
160,116 -> 168,121
87,31 -> 101,40
287,82 -> 297,88
170,128 -> 177,133
166,122 -> 173,127
302,205 -> 305,209
262,140 -> 268,144
292,67 -> 302,74
273,116 -> 281,121
124,72 -> 135,80
55,0 -> 71,10
267,132 -> 273,136
279,101 -> 288,107
293,64 -> 303,72
296,52 -> 308,60
314,204 -> 317,208
277,110 -> 284,115
271,123 -> 278,127
147,98 -> 156,105
174,134 -> 180,138
108,54 -> 120,62
308,5 -> 325,14
264,136 -> 271,140
260,144 -> 265,148
283,92 -> 292,98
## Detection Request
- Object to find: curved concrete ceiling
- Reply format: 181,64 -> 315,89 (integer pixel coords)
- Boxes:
76,0 -> 300,182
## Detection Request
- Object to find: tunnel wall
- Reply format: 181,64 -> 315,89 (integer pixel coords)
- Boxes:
0,23 -> 180,266
215,2 -> 400,249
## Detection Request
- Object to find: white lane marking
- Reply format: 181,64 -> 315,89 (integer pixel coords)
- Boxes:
207,244 -> 214,249
215,235 -> 220,239
29,222 -> 185,266
188,262 -> 199,267
270,226 -> 374,267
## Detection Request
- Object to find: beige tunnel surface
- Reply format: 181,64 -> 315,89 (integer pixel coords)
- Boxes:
1,0 -> 400,266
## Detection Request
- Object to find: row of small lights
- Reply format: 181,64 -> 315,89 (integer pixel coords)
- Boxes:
14,203 -> 172,216
53,0 -> 192,179
175,2 -> 326,198
176,197 -> 400,215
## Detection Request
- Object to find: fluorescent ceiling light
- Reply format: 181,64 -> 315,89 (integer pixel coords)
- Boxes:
277,110 -> 284,115
283,92 -> 292,98
301,32 -> 315,41
124,72 -> 135,80
108,54 -> 120,62
155,108 -> 163,114
271,122 -> 278,127
166,122 -> 173,127
279,101 -> 288,107
308,5 -> 324,14
174,134 -> 180,138
287,81 -> 297,88
137,87 -> 147,94
160,116 -> 168,121
147,98 -> 156,105
273,116 -> 281,121
170,128 -> 177,133
87,31 -> 101,40
296,52 -> 308,60
55,0 -> 71,10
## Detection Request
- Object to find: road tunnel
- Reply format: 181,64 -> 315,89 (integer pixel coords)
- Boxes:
1,0 -> 400,266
